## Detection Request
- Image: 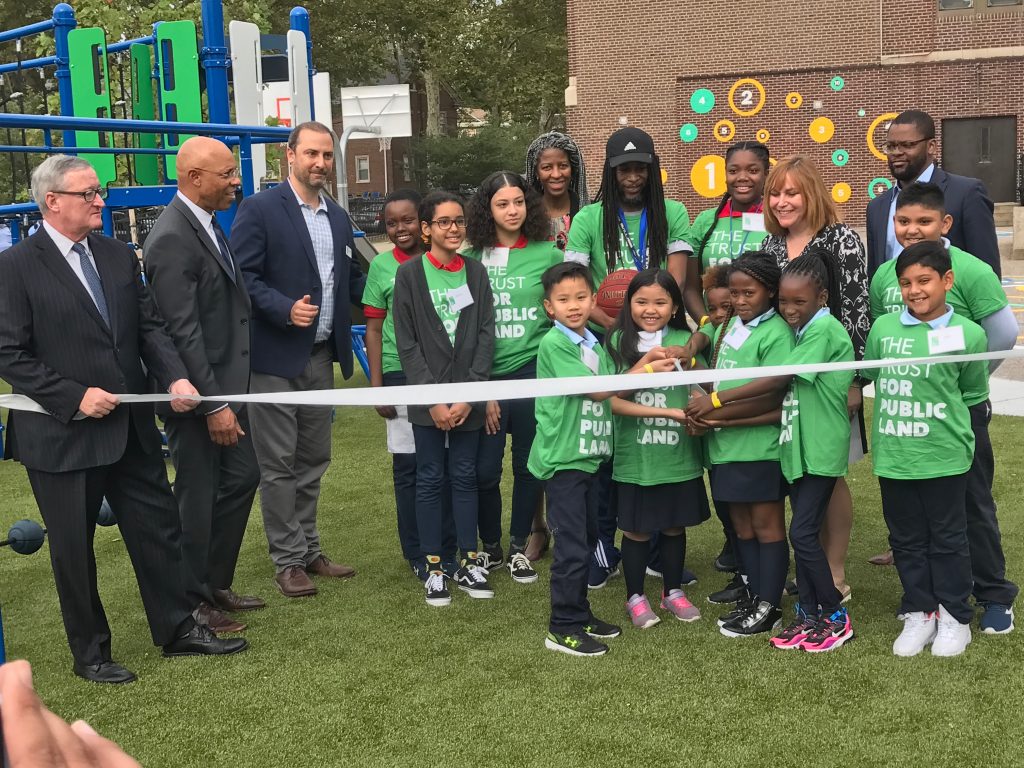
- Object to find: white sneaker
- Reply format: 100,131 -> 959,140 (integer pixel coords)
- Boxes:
931,605 -> 972,657
892,611 -> 937,657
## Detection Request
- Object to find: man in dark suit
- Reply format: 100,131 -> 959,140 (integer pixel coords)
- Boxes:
0,155 -> 247,684
866,109 -> 1000,279
231,122 -> 365,597
144,137 -> 263,632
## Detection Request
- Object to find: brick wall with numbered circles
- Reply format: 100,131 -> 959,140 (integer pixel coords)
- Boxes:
671,60 -> 1023,225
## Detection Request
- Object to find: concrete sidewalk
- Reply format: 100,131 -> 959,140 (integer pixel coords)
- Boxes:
863,373 -> 1024,418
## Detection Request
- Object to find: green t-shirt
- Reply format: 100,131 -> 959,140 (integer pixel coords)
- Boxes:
779,311 -> 855,482
464,239 -> 563,376
361,248 -> 412,374
422,255 -> 469,345
707,311 -> 795,465
688,206 -> 769,273
564,200 -> 693,286
527,328 -> 613,480
869,244 -> 1007,322
601,327 -> 704,485
862,311 -> 988,480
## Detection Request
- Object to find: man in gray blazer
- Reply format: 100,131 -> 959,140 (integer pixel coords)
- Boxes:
0,155 -> 247,684
144,137 -> 263,632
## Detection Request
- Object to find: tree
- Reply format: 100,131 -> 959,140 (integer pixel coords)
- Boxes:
411,121 -> 534,191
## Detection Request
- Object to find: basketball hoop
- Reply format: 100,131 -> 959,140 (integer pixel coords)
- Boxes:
378,136 -> 392,152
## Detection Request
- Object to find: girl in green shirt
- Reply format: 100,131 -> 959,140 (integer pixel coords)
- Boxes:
604,269 -> 708,629
464,172 -> 563,583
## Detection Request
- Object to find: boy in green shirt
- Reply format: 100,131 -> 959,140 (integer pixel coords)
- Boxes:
867,181 -> 1018,635
530,262 -> 675,656
862,241 -> 989,658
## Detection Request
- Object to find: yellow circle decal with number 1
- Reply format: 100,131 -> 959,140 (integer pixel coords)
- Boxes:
728,78 -> 766,117
809,117 -> 835,143
691,155 -> 726,198
831,182 -> 852,204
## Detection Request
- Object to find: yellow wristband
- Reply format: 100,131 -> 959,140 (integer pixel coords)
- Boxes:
710,391 -> 723,409
690,357 -> 697,368
699,315 -> 710,327
643,363 -> 655,374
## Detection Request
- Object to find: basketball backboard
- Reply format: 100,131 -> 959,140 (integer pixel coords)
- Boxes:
338,84 -> 412,139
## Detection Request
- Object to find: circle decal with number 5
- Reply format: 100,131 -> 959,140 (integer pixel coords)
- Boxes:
713,119 -> 736,143
728,78 -> 766,117
691,155 -> 726,198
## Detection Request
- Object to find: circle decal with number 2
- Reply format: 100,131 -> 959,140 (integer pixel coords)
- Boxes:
691,155 -> 726,198
728,78 -> 765,117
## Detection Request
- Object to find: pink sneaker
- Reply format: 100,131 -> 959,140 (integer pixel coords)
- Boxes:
660,589 -> 701,622
770,607 -> 817,650
627,594 -> 661,629
802,608 -> 854,653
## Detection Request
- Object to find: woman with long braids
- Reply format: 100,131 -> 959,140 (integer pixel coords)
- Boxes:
525,131 -> 590,250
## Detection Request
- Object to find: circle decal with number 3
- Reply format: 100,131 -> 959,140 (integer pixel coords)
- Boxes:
691,155 -> 726,198
831,183 -> 852,204
713,119 -> 736,143
690,89 -> 716,115
727,78 -> 766,117
809,117 -> 835,143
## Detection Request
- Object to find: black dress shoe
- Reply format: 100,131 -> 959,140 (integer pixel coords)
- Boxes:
162,623 -> 249,657
73,660 -> 137,684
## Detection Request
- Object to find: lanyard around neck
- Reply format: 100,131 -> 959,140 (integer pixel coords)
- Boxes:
617,209 -> 648,271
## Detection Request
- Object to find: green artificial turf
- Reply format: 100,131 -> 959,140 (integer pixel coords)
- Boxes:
1,380 -> 1022,766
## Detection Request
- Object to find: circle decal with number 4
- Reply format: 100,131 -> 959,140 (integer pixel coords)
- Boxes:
809,117 -> 835,143
691,155 -> 726,198
713,119 -> 736,143
690,89 -> 715,114
728,78 -> 766,117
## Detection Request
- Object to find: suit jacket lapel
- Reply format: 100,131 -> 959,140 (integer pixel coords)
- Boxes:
34,230 -> 113,339
171,197 -> 237,284
280,182 -> 320,275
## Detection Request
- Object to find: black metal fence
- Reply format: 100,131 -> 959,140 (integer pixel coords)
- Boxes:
348,195 -> 385,235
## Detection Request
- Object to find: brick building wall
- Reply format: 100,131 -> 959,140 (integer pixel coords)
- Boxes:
566,0 -> 1024,225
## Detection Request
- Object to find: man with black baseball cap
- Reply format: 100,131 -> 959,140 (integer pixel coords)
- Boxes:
564,126 -> 693,590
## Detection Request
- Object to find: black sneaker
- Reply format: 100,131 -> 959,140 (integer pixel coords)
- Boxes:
410,558 -> 428,583
477,544 -> 504,574
544,631 -> 608,657
454,563 -> 494,598
582,617 -> 622,639
424,572 -> 451,607
441,558 -> 459,579
719,600 -> 782,638
507,551 -> 538,584
717,588 -> 755,626
714,539 -> 737,572
681,568 -> 698,586
708,573 -> 746,605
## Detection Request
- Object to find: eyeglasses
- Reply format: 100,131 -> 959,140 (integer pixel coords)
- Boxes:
196,167 -> 241,180
431,217 -> 466,230
52,187 -> 106,203
883,138 -> 930,155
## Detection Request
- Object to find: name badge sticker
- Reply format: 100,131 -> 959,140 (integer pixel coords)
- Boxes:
581,345 -> 600,374
448,283 -> 475,313
927,324 -> 966,355
723,321 -> 751,350
742,213 -> 766,232
482,247 -> 509,267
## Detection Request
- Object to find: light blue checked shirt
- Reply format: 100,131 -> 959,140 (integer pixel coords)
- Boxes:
290,180 -> 335,342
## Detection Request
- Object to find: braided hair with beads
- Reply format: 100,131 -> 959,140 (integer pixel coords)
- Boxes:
709,251 -> 782,370
781,246 -> 842,319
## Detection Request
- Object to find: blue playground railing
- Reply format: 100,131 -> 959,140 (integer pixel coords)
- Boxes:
350,324 -> 370,379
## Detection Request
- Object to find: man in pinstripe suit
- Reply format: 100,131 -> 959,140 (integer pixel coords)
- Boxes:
0,155 -> 247,684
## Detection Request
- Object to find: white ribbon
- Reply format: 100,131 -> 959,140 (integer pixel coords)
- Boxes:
1,349 -> 1022,415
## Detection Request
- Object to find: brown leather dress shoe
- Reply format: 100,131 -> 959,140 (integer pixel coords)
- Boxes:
868,549 -> 895,566
193,602 -> 246,634
275,565 -> 318,597
306,554 -> 356,578
212,588 -> 266,613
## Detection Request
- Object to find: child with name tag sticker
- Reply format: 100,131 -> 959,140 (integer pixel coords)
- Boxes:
393,191 -> 496,608
528,262 -> 676,657
862,242 -> 988,657
684,252 -> 794,638
464,172 -> 564,581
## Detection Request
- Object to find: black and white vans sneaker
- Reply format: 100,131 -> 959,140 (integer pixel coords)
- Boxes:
454,564 -> 495,598
424,572 -> 451,607
507,551 -> 538,584
719,600 -> 782,638
476,545 -> 504,574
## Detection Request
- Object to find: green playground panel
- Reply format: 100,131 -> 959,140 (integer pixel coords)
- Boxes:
155,20 -> 202,181
130,44 -> 160,186
67,27 -> 116,186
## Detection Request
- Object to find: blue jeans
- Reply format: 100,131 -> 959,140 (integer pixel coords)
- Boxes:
476,361 -> 542,551
413,424 -> 481,559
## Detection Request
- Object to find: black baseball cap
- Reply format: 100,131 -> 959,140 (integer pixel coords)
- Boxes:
606,127 -> 655,167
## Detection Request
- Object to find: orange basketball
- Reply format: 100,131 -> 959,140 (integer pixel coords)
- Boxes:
596,269 -> 638,319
